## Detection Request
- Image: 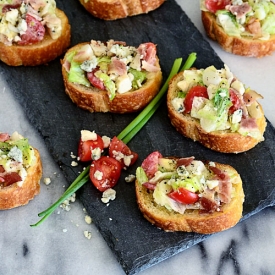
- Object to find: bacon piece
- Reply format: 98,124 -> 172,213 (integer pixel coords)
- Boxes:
200,197 -> 218,213
240,117 -> 258,130
142,181 -> 156,190
0,172 -> 22,187
141,151 -> 162,179
0,133 -> 10,142
176,156 -> 195,167
227,2 -> 252,19
138,42 -> 157,65
0,166 -> 5,173
108,57 -> 127,76
141,60 -> 160,72
218,179 -> 232,203
2,3 -> 21,13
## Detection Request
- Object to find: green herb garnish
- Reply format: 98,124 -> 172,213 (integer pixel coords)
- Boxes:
30,53 -> 197,227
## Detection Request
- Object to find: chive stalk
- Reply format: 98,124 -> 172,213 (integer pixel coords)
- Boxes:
31,53 -> 197,227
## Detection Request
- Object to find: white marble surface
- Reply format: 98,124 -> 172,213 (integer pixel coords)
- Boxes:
1,1 -> 275,274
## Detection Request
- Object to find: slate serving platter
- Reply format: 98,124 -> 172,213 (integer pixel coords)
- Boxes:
1,0 -> 275,274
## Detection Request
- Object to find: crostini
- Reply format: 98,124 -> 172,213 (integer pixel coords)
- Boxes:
200,0 -> 275,57
0,132 -> 42,210
0,0 -> 71,66
78,0 -> 165,20
61,39 -> 163,113
135,151 -> 244,234
167,65 -> 266,153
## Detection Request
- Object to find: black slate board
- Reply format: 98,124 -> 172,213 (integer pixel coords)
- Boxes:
1,0 -> 275,274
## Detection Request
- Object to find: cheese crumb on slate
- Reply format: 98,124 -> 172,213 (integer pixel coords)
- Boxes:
84,230 -> 92,239
85,215 -> 92,225
125,174 -> 135,182
43,177 -> 51,185
101,188 -> 116,203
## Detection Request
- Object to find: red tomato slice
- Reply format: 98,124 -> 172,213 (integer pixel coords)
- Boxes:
141,151 -> 162,179
89,156 -> 122,192
18,13 -> 45,45
205,0 -> 231,13
184,86 -> 208,114
228,89 -> 241,115
78,135 -> 104,162
87,68 -> 106,90
109,136 -> 138,168
168,187 -> 199,204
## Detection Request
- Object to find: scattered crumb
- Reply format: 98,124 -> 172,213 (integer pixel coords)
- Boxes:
85,215 -> 92,225
101,188 -> 116,204
63,229 -> 67,233
60,193 -> 76,211
109,218 -> 112,221
125,174 -> 135,183
71,161 -> 78,167
84,230 -> 92,240
43,177 -> 51,185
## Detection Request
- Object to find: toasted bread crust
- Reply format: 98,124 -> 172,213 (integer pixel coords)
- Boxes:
135,162 -> 244,234
0,9 -> 71,66
167,72 -> 266,153
0,149 -> 42,210
61,42 -> 163,113
78,0 -> 165,20
201,11 -> 275,58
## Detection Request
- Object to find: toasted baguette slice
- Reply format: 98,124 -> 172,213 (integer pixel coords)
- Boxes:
0,148 -> 42,210
167,69 -> 266,153
136,159 -> 244,234
201,11 -> 275,58
0,9 -> 71,66
61,41 -> 163,113
78,0 -> 165,20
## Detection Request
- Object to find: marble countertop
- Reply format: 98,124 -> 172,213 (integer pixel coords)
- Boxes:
1,1 -> 275,274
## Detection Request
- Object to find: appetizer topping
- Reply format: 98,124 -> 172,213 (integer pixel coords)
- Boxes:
171,65 -> 264,139
201,0 -> 275,39
64,40 -> 160,100
0,131 -> 35,187
0,0 -> 62,45
136,151 -> 239,214
76,131 -> 138,192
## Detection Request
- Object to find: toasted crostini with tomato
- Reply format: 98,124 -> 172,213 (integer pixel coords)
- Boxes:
77,130 -> 138,192
0,0 -> 71,66
200,0 -> 275,57
135,151 -> 245,234
167,65 -> 266,153
0,132 -> 42,210
61,39 -> 162,113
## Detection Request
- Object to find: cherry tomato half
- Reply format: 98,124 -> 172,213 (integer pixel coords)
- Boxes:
205,0 -> 231,14
228,89 -> 241,115
87,68 -> 106,90
168,187 -> 199,204
184,86 -> 208,114
109,136 -> 138,168
89,156 -> 122,192
78,135 -> 104,162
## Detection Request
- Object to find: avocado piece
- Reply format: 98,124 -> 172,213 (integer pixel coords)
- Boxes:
158,158 -> 176,172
